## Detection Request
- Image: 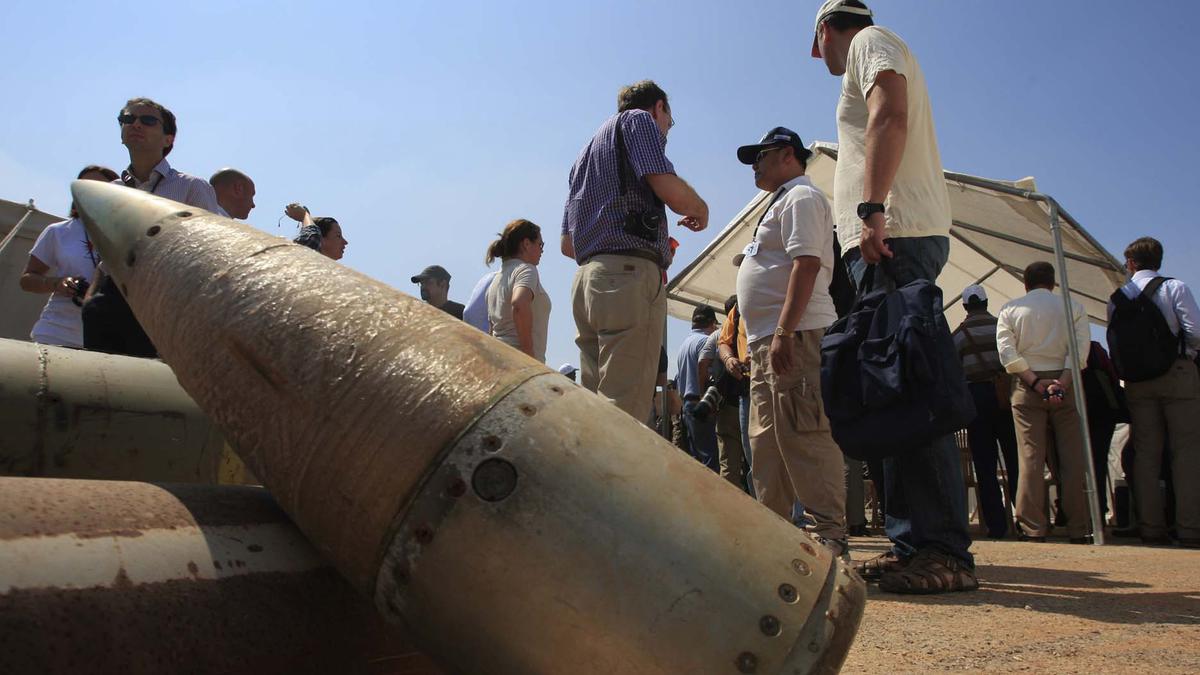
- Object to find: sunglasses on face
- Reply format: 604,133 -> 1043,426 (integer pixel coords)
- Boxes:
754,146 -> 786,164
118,113 -> 162,127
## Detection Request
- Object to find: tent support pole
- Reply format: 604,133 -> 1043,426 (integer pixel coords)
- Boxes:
1045,197 -> 1106,545
0,199 -> 36,256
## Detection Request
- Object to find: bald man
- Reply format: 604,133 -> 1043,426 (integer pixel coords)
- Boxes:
209,168 -> 256,219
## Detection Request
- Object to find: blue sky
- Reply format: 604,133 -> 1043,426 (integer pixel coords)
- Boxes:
3,1 -> 1197,374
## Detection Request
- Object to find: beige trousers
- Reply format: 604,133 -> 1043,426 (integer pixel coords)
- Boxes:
716,402 -> 744,487
571,255 -> 665,422
747,329 -> 846,541
1127,358 -> 1200,539
1011,377 -> 1090,538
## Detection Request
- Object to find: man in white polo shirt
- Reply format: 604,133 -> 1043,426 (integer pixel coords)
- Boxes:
734,126 -> 847,557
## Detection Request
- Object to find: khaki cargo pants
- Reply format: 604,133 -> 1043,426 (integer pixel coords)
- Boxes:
747,329 -> 846,542
1010,374 -> 1090,538
571,255 -> 665,421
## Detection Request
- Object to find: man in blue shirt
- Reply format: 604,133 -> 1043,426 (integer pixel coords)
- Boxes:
561,80 -> 708,421
675,306 -> 720,472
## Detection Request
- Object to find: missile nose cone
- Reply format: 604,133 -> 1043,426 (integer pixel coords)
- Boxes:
70,180 -> 199,284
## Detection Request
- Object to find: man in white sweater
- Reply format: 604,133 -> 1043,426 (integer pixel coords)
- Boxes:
996,261 -> 1092,543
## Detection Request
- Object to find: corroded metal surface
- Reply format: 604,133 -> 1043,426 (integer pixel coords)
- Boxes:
72,182 -> 866,674
376,373 -> 865,674
0,477 -> 444,675
73,180 -> 544,592
0,338 -> 246,484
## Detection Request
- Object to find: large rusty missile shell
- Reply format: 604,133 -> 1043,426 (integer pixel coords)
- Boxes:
0,337 -> 252,483
72,181 -> 865,674
0,477 -> 444,675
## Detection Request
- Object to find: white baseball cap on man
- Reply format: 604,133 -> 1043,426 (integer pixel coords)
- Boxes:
557,363 -> 578,376
961,285 -> 988,305
811,0 -> 874,57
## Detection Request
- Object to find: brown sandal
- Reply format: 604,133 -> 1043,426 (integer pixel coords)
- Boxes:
879,550 -> 978,594
852,550 -> 909,581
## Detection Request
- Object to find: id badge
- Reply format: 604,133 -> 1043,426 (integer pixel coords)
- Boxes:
742,241 -> 760,258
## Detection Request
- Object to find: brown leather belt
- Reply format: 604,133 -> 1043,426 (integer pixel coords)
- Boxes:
581,248 -> 662,268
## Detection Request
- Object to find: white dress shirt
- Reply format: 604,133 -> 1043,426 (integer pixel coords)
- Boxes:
996,288 -> 1090,374
1111,269 -> 1200,358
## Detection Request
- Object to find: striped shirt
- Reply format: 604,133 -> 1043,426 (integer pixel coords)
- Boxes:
561,110 -> 674,266
952,309 -> 1003,382
116,158 -> 222,213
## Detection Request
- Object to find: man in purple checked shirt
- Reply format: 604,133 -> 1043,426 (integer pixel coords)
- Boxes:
561,80 -> 709,422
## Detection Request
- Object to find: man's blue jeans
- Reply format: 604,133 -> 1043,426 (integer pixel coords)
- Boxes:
845,236 -> 974,567
683,400 -> 720,473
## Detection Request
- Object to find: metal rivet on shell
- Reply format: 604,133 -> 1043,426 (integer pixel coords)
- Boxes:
125,250 -> 136,267
176,211 -> 193,218
549,385 -> 563,395
800,542 -> 816,557
518,404 -> 537,416
759,615 -> 781,637
447,477 -> 467,498
147,225 -> 161,236
792,558 -> 811,576
735,651 -> 758,673
473,458 -> 518,502
414,525 -> 434,544
778,583 -> 798,603
482,435 -> 502,453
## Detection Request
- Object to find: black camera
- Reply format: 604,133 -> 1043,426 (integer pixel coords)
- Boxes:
691,385 -> 724,422
70,277 -> 90,307
622,211 -> 662,241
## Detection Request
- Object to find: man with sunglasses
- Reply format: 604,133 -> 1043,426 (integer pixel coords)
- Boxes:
561,80 -> 709,422
81,97 -> 222,358
733,127 -> 847,559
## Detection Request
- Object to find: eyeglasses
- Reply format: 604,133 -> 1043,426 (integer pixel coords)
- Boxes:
754,146 -> 786,164
118,113 -> 162,127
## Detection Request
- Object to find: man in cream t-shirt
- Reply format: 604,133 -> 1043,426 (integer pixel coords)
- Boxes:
734,126 -> 846,557
813,0 -> 975,594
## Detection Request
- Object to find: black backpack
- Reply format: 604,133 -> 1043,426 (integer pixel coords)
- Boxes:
1107,277 -> 1184,382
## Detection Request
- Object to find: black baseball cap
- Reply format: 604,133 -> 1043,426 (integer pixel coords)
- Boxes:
411,265 -> 451,283
736,127 -> 813,165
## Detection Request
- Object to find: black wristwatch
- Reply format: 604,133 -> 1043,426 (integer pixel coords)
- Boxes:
857,202 -> 885,220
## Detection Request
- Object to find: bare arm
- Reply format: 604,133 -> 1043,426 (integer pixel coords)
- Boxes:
20,255 -> 76,296
645,174 -> 709,231
697,358 -> 711,389
769,257 -> 822,376
858,70 -> 908,263
510,285 -> 535,357
863,71 -> 909,205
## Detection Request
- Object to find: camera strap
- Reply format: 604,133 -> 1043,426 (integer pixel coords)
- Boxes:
614,113 -> 663,207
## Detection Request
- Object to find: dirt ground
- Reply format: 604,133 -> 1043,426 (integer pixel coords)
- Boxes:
841,536 -> 1200,674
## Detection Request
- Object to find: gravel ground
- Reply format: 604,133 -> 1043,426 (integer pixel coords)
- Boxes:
841,536 -> 1200,674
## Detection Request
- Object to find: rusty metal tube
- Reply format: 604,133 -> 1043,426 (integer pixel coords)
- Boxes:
0,476 -> 443,675
72,181 -> 866,674
0,337 -> 251,484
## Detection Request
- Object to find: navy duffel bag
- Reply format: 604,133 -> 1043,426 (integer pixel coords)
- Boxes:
819,265 -> 975,461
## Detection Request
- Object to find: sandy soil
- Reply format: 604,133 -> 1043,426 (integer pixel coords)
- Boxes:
841,536 -> 1200,674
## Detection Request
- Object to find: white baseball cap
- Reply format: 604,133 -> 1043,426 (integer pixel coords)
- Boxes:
557,363 -> 578,376
811,0 -> 874,58
961,285 -> 988,305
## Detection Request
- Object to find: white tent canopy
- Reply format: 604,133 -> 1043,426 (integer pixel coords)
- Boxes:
666,143 -> 1127,329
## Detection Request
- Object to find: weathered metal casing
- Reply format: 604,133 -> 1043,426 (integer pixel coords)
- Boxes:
0,337 -> 250,483
0,477 -> 443,675
72,181 -> 866,674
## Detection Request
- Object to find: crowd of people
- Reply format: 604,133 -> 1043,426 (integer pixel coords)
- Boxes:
17,0 -> 1199,598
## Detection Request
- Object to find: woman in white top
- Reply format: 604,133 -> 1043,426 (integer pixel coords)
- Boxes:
19,165 -> 119,348
486,219 -> 550,363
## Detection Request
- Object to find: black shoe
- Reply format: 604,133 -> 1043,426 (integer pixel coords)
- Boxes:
1141,535 -> 1172,546
1180,538 -> 1200,549
1018,533 -> 1046,543
1069,536 -> 1093,545
848,524 -> 869,537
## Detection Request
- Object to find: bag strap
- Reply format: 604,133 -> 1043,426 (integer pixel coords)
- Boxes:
615,116 -> 631,197
1140,276 -> 1186,356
